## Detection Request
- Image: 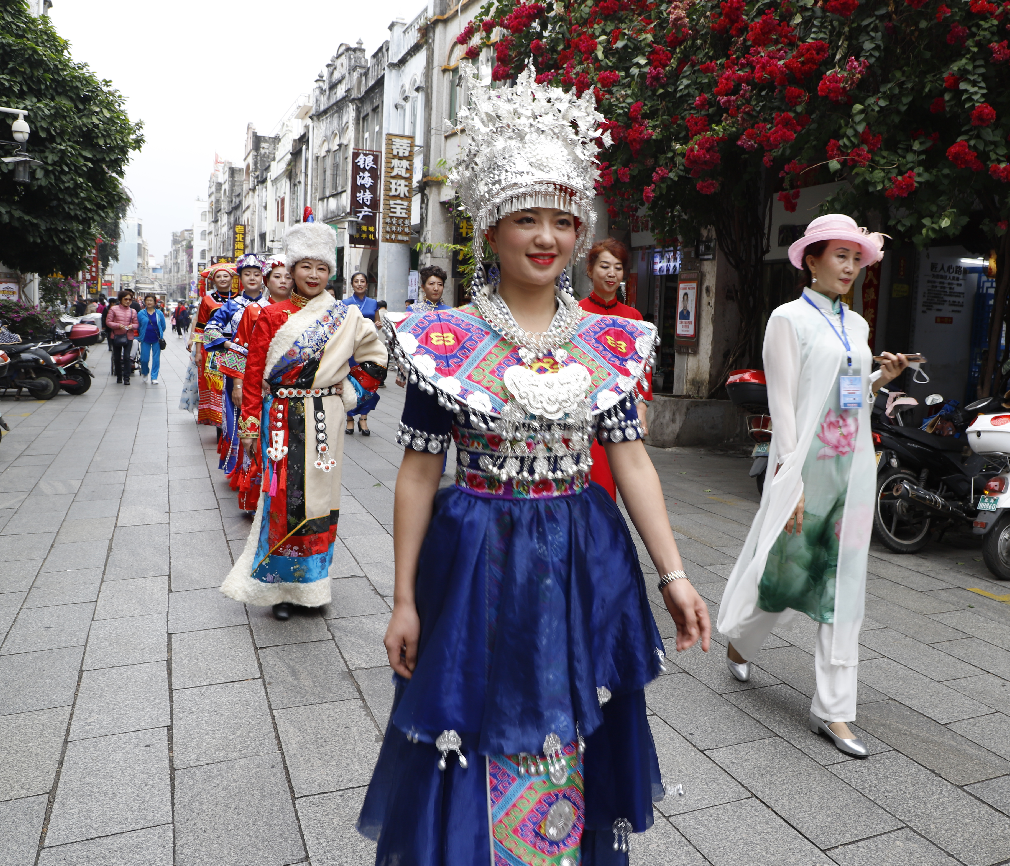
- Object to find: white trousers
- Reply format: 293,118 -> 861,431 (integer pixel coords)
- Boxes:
730,606 -> 858,723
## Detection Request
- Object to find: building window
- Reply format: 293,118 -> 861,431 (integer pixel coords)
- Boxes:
362,113 -> 369,150
200,230 -> 206,240
201,211 -> 207,222
448,68 -> 460,124
374,113 -> 380,149
331,150 -> 341,193
280,196 -> 285,224
318,155 -> 327,197
200,249 -> 207,259
410,96 -> 417,136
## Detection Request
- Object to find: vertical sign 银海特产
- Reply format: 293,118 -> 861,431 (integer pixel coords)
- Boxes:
350,150 -> 380,248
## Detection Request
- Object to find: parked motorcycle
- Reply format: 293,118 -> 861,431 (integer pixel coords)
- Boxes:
962,399 -> 1010,579
16,317 -> 99,396
0,339 -> 63,399
726,369 -> 771,494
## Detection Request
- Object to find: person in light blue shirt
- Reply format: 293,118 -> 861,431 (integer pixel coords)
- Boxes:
137,294 -> 167,384
344,272 -> 379,435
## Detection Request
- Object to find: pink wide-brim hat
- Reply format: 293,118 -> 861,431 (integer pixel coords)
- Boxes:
787,214 -> 887,270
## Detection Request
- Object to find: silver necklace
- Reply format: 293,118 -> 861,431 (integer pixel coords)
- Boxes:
472,286 -> 582,366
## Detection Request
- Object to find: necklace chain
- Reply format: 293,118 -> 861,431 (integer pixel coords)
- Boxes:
472,286 -> 581,363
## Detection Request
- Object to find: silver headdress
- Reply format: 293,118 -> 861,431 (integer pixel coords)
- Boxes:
450,63 -> 610,267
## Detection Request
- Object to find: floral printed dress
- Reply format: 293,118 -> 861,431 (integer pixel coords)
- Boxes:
758,353 -> 861,623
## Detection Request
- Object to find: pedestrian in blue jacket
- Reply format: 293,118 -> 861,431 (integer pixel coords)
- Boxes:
137,295 -> 167,385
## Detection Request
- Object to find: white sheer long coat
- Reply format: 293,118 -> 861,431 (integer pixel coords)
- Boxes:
718,290 -> 881,666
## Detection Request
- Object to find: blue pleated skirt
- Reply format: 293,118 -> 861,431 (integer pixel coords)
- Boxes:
358,482 -> 667,865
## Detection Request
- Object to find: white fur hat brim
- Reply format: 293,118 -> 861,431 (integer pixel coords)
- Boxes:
284,223 -> 337,274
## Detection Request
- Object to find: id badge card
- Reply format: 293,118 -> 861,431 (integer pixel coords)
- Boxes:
839,375 -> 863,410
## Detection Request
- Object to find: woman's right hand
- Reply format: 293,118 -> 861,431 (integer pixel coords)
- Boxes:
785,493 -> 805,534
241,437 -> 256,459
384,602 -> 421,678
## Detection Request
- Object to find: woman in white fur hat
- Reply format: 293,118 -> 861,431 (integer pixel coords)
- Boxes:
220,222 -> 388,621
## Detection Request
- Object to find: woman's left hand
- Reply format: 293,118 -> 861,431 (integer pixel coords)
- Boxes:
876,352 -> 909,387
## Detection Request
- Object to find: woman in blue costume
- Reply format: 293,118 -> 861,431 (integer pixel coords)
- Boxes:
358,64 -> 711,866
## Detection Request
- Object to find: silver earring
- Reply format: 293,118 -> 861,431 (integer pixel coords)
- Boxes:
811,277 -> 817,284
556,268 -> 573,296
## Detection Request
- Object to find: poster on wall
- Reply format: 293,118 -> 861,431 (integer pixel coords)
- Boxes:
676,277 -> 698,339
350,149 -> 381,249
407,270 -> 419,301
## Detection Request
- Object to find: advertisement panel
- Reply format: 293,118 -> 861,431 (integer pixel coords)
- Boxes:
350,149 -> 380,248
381,134 -> 414,245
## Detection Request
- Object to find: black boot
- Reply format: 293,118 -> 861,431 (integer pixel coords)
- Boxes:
272,602 -> 293,621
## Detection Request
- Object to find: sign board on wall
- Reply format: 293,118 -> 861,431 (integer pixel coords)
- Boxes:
350,149 -> 380,248
675,271 -> 699,343
232,225 -> 245,259
381,134 -> 414,245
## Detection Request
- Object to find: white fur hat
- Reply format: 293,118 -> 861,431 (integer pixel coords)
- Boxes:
284,222 -> 337,274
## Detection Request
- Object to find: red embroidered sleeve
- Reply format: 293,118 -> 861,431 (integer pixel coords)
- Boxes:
239,307 -> 287,438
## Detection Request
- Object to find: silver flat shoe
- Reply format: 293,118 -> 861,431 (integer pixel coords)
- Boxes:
808,712 -> 868,758
726,654 -> 751,683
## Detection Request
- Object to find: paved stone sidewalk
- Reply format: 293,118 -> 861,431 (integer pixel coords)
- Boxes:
3,335 -> 1010,865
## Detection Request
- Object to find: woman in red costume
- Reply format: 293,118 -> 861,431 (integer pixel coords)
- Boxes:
186,263 -> 236,428
578,239 -> 653,500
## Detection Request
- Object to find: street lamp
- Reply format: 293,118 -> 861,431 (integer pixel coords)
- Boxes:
0,106 -> 42,185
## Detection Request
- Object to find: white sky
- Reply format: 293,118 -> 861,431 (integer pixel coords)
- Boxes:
49,0 -> 427,259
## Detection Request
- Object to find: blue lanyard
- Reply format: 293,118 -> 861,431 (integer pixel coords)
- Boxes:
803,292 -> 852,368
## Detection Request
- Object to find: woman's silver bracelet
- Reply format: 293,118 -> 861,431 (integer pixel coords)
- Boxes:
657,570 -> 689,592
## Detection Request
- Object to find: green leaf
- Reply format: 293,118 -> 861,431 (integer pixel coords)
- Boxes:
828,160 -> 841,173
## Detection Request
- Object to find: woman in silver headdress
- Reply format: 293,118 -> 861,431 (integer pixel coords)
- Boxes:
358,65 -> 710,865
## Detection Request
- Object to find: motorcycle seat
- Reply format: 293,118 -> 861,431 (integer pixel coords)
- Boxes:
888,425 -> 965,452
0,342 -> 40,354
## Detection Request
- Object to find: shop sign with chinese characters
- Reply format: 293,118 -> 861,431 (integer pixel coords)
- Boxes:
381,134 -> 414,245
350,150 -> 380,248
232,225 -> 245,259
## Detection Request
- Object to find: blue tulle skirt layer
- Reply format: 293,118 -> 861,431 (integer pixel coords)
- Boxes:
358,482 -> 666,865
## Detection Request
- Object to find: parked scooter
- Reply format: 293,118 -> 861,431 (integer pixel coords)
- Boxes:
0,339 -> 64,399
961,398 -> 1010,579
20,317 -> 99,395
726,369 -> 771,494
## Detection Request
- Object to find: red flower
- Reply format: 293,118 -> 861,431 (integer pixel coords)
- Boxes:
629,101 -> 644,120
947,140 -> 985,171
531,39 -> 545,55
711,0 -> 746,36
906,0 -> 927,7
572,33 -> 598,54
999,220 -> 1009,231
685,135 -> 723,173
531,479 -> 555,496
686,115 -> 709,137
990,164 -> 1010,182
825,0 -> 859,15
930,96 -> 946,113
646,67 -> 667,88
574,72 -> 591,96
935,3 -> 951,18
694,93 -> 710,110
973,103 -> 997,126
463,45 -> 480,60
784,40 -> 829,81
465,471 -> 488,492
698,61 -> 717,74
495,40 -> 511,63
970,0 -> 998,12
618,166 -> 631,182
777,189 -> 801,212
652,166 -> 670,182
597,70 -> 620,88
534,71 -> 556,84
696,179 -> 719,194
860,127 -> 883,152
948,23 -> 969,45
848,146 -> 872,167
944,73 -> 961,89
818,72 -> 850,103
491,63 -> 510,82
481,18 -> 496,33
643,184 -> 656,204
648,45 -> 673,68
885,170 -> 917,199
992,41 -> 1010,62
785,87 -> 807,107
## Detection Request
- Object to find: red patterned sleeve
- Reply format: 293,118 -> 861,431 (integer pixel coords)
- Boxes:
238,309 -> 281,438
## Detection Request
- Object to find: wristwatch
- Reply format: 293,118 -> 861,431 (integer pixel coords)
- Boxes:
657,570 -> 688,592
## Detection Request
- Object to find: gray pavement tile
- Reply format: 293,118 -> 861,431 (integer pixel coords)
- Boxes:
707,737 -> 900,848
0,532 -> 55,563
0,591 -> 24,643
648,715 -> 749,817
168,588 -> 247,633
70,661 -> 169,741
0,706 -> 71,802
169,528 -> 233,592
859,628 -> 981,681
298,789 -> 378,866
0,560 -> 41,593
40,542 -> 108,574
115,507 -> 169,528
865,556 -> 949,592
865,578 -> 964,615
24,570 -> 102,609
170,625 -> 259,689
857,657 -> 993,724
341,532 -> 393,565
247,604 -> 332,647
323,576 -> 390,619
220,515 -> 251,542
0,795 -> 46,866
739,645 -> 895,704
864,598 -> 967,644
171,679 -> 277,769
66,499 -> 120,520
931,609 -> 1010,651
630,813 -> 710,866
336,511 -> 386,537
827,828 -> 959,866
83,614 -> 167,670
948,712 -> 1010,761
37,825 -> 173,866
0,511 -> 65,536
174,754 -> 305,866
723,684 -> 889,766
54,518 -> 117,545
274,699 -> 381,795
329,613 -> 391,670
946,673 -> 1010,713
353,666 -> 396,728
671,797 -> 831,866
94,575 -> 168,620
856,699 -> 1010,784
105,526 -> 169,577
831,750 -> 1010,866
327,538 -> 361,578
45,727 -> 171,847
663,640 -> 780,694
932,637 -> 1010,680
259,640 -> 358,709
0,645 -> 83,716
645,672 -> 772,751
964,774 -> 1010,817
16,495 -> 73,516
168,510 -> 222,535
1,602 -> 94,655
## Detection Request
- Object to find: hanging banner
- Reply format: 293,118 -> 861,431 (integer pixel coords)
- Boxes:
861,260 -> 881,348
350,149 -> 380,248
232,225 -> 245,259
381,134 -> 414,245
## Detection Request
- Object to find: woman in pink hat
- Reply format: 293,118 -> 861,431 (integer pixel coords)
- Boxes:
718,214 -> 908,758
